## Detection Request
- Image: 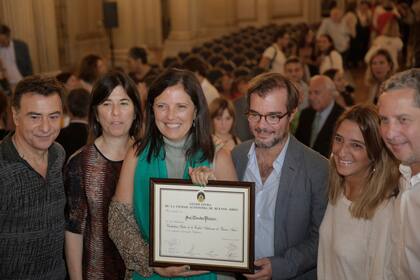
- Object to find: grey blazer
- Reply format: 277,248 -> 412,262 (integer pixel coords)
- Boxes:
231,136 -> 329,280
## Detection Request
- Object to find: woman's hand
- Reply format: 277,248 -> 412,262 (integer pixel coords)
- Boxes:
154,265 -> 208,277
212,135 -> 224,147
189,166 -> 216,186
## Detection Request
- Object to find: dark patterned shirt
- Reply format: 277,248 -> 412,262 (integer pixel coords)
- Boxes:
65,144 -> 125,279
0,134 -> 66,280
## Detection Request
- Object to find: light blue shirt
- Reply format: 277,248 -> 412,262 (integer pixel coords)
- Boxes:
243,135 -> 290,259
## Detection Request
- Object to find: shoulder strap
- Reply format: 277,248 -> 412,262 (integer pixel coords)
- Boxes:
269,45 -> 278,70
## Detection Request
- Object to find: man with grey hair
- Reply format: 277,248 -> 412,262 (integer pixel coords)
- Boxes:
295,75 -> 344,157
378,68 -> 420,279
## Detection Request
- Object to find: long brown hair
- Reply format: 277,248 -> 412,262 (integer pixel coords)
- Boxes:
328,104 -> 400,219
209,97 -> 236,135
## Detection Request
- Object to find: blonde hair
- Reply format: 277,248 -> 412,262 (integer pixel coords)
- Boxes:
365,48 -> 395,86
328,104 -> 400,219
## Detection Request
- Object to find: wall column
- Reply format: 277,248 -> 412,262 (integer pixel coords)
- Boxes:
0,0 -> 39,73
163,0 -> 198,56
32,0 -> 60,73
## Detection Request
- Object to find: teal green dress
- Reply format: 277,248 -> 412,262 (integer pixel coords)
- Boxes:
132,144 -> 216,280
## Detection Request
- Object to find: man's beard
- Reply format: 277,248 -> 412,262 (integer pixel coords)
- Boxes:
254,127 -> 286,149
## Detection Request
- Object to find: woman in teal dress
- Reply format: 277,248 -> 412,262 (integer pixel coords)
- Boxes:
109,68 -> 237,279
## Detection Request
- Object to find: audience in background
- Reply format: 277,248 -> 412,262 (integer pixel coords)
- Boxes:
373,0 -> 400,37
183,55 -> 220,105
318,104 -> 399,279
0,58 -> 11,96
209,97 -> 241,152
316,34 -> 344,74
56,71 -> 81,92
127,46 -> 159,84
0,24 -> 32,87
343,1 -> 358,68
365,16 -> 403,71
323,68 -> 355,108
295,75 -> 344,157
259,29 -> 290,74
298,25 -> 318,78
355,1 -> 372,67
284,56 -> 309,109
65,71 -> 143,280
79,54 -> 108,92
0,90 -> 9,140
317,7 -> 351,62
56,88 -> 90,161
365,48 -> 395,103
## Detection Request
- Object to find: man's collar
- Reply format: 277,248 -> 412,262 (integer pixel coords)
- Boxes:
248,135 -> 290,171
318,100 -> 335,116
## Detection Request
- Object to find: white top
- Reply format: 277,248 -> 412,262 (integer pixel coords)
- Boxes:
0,40 -> 23,84
364,35 -> 403,70
317,18 -> 350,53
201,78 -> 220,106
386,165 -> 420,280
343,11 -> 357,38
262,44 -> 286,74
318,194 -> 394,280
319,50 -> 343,74
243,136 -> 290,259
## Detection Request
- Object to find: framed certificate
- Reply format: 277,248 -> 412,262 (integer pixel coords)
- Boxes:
149,178 -> 255,273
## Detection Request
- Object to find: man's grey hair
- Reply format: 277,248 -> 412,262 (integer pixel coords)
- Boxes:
382,68 -> 420,107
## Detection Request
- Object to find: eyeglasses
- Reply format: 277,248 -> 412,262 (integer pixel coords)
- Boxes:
246,111 -> 289,125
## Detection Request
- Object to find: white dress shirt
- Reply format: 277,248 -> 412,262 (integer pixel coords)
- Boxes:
0,40 -> 23,84
386,165 -> 420,279
243,136 -> 290,259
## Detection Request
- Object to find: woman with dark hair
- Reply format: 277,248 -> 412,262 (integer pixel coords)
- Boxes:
318,104 -> 399,279
323,68 -> 355,108
79,54 -> 108,92
365,48 -> 395,103
56,71 -> 81,92
316,34 -> 343,74
109,68 -> 237,279
297,25 -> 317,78
209,97 -> 240,152
64,71 -> 143,280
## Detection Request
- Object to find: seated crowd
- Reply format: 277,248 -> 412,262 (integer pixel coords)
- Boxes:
1,1 -> 420,279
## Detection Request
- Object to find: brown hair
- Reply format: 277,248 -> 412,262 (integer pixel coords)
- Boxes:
247,72 -> 299,114
209,97 -> 236,134
328,104 -> 400,219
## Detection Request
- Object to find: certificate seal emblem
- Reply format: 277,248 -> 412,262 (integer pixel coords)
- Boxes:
197,191 -> 205,203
